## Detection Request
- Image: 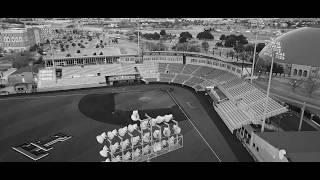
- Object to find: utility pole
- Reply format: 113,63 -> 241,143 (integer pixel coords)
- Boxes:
251,23 -> 259,84
298,102 -> 306,131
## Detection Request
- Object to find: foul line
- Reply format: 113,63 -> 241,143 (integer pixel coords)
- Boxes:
0,89 -> 144,101
167,90 -> 222,162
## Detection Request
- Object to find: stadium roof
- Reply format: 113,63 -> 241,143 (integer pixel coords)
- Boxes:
255,131 -> 320,162
259,26 -> 320,67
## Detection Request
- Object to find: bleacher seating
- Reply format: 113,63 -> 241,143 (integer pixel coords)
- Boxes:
216,101 -> 251,131
221,78 -> 246,90
228,83 -> 256,98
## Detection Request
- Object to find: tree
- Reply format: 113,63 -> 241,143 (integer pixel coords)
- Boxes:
179,31 -> 192,40
303,78 -> 320,97
224,35 -> 237,47
244,44 -> 254,52
72,43 -> 76,47
288,79 -> 303,92
219,34 -> 226,41
100,52 -> 103,55
201,41 -> 209,52
66,53 -> 71,57
215,41 -> 223,47
77,50 -> 80,53
93,52 -> 96,56
96,44 -> 99,48
179,36 -> 188,43
236,34 -> 248,45
256,43 -> 266,53
160,29 -> 166,36
234,43 -> 245,53
189,45 -> 201,52
196,31 -> 214,40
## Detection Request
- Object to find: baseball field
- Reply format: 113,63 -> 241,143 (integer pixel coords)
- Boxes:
0,84 -> 253,162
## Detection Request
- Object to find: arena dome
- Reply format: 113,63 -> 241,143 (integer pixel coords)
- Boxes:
259,26 -> 320,67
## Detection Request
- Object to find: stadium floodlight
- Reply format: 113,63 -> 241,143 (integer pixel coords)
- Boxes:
132,148 -> 141,159
153,130 -> 161,139
122,151 -> 131,161
149,118 -> 157,126
155,116 -> 164,124
173,124 -> 181,134
152,142 -> 162,152
161,140 -> 167,147
261,38 -> 278,133
96,132 -> 107,144
119,127 -> 128,137
110,142 -> 119,154
120,139 -> 130,150
131,136 -> 140,146
142,145 -> 150,155
131,110 -> 140,121
128,124 -> 134,133
279,149 -> 286,160
163,127 -> 171,137
107,131 -> 115,140
164,114 -> 173,123
167,136 -> 175,147
140,120 -> 149,130
112,155 -> 121,162
251,18 -> 260,84
99,145 -> 109,157
142,132 -> 151,143
97,112 -> 183,162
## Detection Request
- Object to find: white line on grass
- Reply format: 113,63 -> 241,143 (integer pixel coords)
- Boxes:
167,90 -> 222,162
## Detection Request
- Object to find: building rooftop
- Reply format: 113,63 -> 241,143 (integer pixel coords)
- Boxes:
255,131 -> 320,162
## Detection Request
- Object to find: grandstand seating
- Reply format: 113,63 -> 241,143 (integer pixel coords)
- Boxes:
192,66 -> 215,78
158,63 -> 168,73
193,84 -> 204,91
172,74 -> 191,84
199,80 -> 215,89
38,53 -> 288,134
181,64 -> 199,74
167,63 -> 184,74
183,81 -> 196,88
188,76 -> 204,84
160,73 -> 175,79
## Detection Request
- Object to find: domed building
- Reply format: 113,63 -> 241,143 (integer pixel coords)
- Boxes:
259,26 -> 320,79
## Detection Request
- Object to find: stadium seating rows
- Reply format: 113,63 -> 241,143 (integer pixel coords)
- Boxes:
38,61 -> 287,133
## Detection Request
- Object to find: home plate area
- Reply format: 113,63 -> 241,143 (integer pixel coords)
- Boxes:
12,133 -> 72,161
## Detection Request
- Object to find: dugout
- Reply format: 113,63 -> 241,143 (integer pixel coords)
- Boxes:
105,74 -> 141,86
